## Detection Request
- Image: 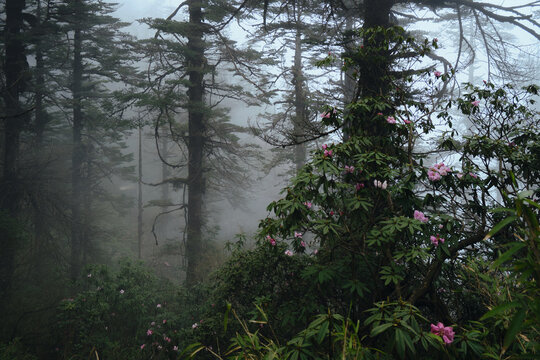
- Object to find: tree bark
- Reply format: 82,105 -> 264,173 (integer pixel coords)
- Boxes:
0,0 -> 27,312
138,125 -> 143,259
292,24 -> 306,174
185,0 -> 206,287
70,13 -> 84,280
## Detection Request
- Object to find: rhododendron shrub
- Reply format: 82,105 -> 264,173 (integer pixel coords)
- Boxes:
205,27 -> 539,359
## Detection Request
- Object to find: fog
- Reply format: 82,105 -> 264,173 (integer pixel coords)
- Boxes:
0,0 -> 538,358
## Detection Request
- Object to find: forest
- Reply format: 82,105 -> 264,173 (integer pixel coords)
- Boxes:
0,0 -> 539,359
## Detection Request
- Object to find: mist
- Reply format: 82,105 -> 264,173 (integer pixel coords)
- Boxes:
0,0 -> 538,358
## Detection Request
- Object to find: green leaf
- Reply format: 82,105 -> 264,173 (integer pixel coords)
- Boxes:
503,306 -> 527,351
491,243 -> 526,269
224,302 -> 231,331
480,302 -> 520,321
483,216 -> 518,240
316,320 -> 329,344
395,328 -> 406,359
370,323 -> 393,336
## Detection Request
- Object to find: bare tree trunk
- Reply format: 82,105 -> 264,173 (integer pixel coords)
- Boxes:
34,0 -> 47,144
138,125 -> 143,259
292,25 -> 306,173
0,0 -> 27,311
70,16 -> 84,280
185,0 -> 205,287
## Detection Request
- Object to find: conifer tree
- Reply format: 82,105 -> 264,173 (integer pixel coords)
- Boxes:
139,0 -> 270,286
52,0 -> 140,278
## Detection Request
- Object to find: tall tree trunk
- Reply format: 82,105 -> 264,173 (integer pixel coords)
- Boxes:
70,18 -> 84,280
34,0 -> 47,144
352,0 -> 393,141
185,0 -> 205,287
360,0 -> 392,97
292,24 -> 306,174
31,0 -> 49,277
0,0 -> 27,312
138,125 -> 143,259
342,16 -> 355,140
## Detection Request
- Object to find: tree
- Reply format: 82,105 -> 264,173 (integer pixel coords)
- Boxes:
53,0 -> 139,278
0,0 -> 30,315
139,0 -> 270,286
196,0 -> 540,357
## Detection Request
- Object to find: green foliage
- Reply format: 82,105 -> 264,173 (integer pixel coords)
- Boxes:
478,191 -> 540,357
55,260 -> 199,359
0,339 -> 37,360
197,26 -> 539,360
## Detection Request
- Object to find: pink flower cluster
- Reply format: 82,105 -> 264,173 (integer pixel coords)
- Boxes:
386,116 -> 396,124
430,234 -> 445,246
304,201 -> 312,209
344,165 -> 354,173
322,144 -> 333,157
266,235 -> 276,246
471,100 -> 480,107
434,71 -> 442,78
428,162 -> 451,181
430,322 -> 455,344
414,210 -> 429,223
284,250 -> 293,256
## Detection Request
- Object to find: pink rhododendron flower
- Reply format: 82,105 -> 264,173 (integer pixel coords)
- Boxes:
428,170 -> 441,181
147,329 -> 153,336
324,149 -> 333,157
471,100 -> 480,107
322,144 -> 327,150
119,289 -> 125,294
192,323 -> 198,329
428,162 -> 451,181
386,116 -> 396,124
156,304 -> 162,308
434,71 -> 442,78
294,231 -> 302,238
266,235 -> 276,246
430,234 -> 445,246
414,210 -> 429,223
438,224 -> 444,229
140,344 -> 146,350
173,345 -> 179,351
403,118 -> 411,124
151,321 -> 155,326
457,173 -> 463,179
304,201 -> 312,209
356,183 -> 364,190
313,249 -> 318,255
285,250 -> 293,256
430,322 -> 455,344
163,319 -> 167,324
469,172 -> 478,178
87,273 -> 92,278
377,112 -> 383,116
329,211 -> 334,216
344,165 -> 354,173
321,112 -> 331,118
300,241 -> 306,248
